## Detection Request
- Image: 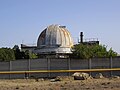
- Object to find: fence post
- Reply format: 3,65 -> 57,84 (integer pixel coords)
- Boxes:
89,58 -> 91,69
47,58 -> 51,77
68,58 -> 71,76
28,59 -> 30,78
9,60 -> 12,79
88,58 -> 92,75
110,57 -> 113,76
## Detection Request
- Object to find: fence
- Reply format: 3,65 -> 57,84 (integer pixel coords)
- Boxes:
0,57 -> 120,79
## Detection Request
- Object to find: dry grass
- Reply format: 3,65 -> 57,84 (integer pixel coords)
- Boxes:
0,77 -> 119,90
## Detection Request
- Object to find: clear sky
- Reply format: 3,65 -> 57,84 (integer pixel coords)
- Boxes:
0,0 -> 120,53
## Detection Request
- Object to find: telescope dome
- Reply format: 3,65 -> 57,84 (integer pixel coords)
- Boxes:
37,24 -> 73,54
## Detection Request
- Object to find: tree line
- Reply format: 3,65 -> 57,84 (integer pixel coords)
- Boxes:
0,44 -> 118,61
0,45 -> 38,61
71,44 -> 117,59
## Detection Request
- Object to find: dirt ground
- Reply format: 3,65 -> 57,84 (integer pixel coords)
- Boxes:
0,77 -> 120,90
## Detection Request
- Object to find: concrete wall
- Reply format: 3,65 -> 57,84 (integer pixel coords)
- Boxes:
112,57 -> 120,76
0,57 -> 120,79
70,59 -> 89,69
0,62 -> 10,79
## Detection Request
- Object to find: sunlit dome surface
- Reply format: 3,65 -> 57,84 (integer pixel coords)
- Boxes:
36,24 -> 73,54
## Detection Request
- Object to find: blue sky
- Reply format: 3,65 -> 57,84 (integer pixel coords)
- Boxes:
0,0 -> 120,53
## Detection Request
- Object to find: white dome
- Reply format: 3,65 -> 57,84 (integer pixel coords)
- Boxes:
37,24 -> 73,54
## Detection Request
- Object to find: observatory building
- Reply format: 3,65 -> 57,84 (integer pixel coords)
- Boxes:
21,24 -> 99,58
21,24 -> 74,58
35,24 -> 73,58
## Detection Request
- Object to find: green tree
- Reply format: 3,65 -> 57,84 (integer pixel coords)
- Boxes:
29,52 -> 38,59
0,48 -> 15,61
13,45 -> 21,59
13,45 -> 25,59
107,48 -> 117,57
71,44 -> 117,59
13,45 -> 38,59
24,50 -> 38,59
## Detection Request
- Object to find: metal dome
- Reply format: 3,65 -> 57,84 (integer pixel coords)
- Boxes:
36,24 -> 73,54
